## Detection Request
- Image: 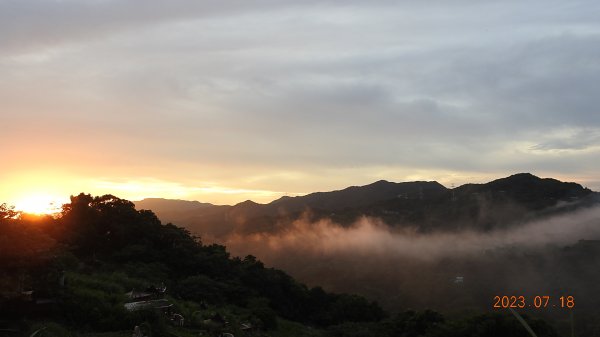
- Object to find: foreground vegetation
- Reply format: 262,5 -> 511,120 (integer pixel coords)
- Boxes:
0,195 -> 562,336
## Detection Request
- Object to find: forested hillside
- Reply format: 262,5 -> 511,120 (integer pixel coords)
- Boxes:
0,194 -> 563,336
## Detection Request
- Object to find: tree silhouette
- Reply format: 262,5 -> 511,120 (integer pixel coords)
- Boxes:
0,203 -> 18,220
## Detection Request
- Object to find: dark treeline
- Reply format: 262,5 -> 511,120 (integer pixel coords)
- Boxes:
0,195 -> 564,336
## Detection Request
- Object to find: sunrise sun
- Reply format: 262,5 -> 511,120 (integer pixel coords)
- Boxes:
13,194 -> 64,215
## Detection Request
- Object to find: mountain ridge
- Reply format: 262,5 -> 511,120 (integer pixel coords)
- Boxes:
135,173 -> 597,238
136,173 -> 594,208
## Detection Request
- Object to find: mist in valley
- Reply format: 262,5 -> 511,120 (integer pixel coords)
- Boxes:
220,206 -> 600,315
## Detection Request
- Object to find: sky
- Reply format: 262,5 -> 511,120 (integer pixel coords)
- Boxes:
1,0 -> 600,208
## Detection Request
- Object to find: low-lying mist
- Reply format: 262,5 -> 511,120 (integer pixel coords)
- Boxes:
226,206 -> 600,260
219,206 -> 600,313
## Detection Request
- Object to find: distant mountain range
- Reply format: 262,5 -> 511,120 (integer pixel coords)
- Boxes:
133,173 -> 600,335
135,173 -> 599,239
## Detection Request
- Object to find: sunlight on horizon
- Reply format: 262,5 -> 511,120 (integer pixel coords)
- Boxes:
92,178 -> 302,205
13,193 -> 67,215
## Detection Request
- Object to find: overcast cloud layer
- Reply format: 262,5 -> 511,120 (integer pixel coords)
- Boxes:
1,1 -> 600,204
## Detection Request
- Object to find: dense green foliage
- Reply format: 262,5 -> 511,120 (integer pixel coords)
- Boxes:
0,194 -> 385,335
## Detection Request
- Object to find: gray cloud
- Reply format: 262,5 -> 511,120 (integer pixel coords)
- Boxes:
532,129 -> 600,151
0,0 -> 293,54
2,0 -> 600,195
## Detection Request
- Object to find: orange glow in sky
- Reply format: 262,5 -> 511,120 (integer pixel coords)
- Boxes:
13,193 -> 65,215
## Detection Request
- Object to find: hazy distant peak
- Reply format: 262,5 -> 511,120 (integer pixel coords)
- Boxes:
496,172 -> 541,182
510,172 -> 538,178
453,173 -> 592,207
489,172 -> 572,187
370,179 -> 391,185
134,198 -> 214,212
235,200 -> 261,207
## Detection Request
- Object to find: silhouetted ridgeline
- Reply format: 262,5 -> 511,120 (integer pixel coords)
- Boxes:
135,173 -> 597,238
